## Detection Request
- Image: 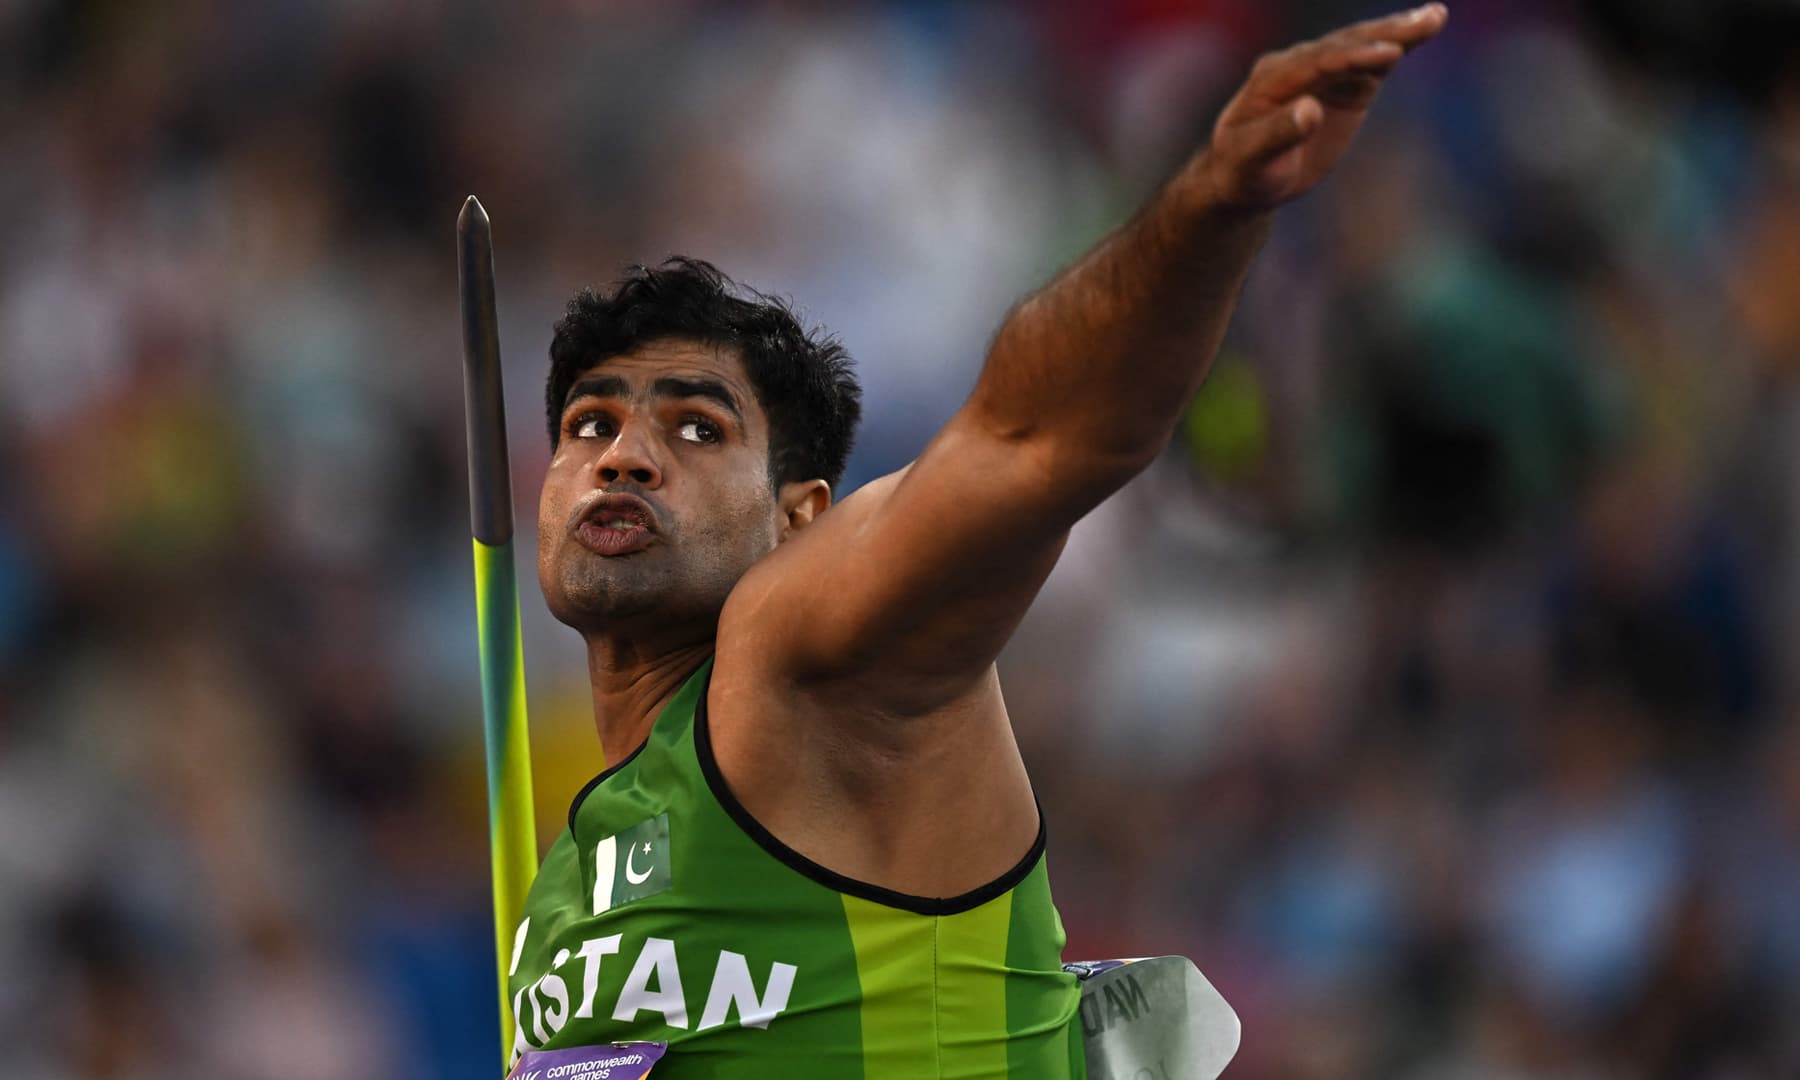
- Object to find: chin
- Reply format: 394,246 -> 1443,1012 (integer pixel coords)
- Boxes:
553,584 -> 662,628
544,544 -> 743,634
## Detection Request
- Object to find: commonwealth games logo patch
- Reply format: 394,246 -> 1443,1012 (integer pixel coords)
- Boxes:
507,1042 -> 666,1079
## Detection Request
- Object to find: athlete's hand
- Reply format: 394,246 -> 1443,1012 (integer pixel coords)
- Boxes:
1201,3 -> 1447,211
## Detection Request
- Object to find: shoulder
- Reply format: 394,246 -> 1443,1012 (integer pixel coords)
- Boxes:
700,652 -> 1043,900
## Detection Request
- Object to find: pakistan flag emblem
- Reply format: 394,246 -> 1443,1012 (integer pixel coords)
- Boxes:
592,813 -> 673,915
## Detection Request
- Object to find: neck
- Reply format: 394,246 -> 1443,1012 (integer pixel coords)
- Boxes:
583,629 -> 714,765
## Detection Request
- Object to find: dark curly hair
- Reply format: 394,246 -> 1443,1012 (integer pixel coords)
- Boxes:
547,258 -> 862,492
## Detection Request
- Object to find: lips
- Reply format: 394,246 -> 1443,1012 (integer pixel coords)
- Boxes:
573,493 -> 659,556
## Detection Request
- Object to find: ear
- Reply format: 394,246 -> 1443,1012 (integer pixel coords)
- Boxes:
776,479 -> 831,542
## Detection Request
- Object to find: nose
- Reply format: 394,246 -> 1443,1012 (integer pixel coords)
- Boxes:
592,419 -> 663,489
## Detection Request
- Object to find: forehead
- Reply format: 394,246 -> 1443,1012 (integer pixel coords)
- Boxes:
567,339 -> 756,408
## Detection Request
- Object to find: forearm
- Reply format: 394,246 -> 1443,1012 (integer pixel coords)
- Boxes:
966,151 -> 1272,493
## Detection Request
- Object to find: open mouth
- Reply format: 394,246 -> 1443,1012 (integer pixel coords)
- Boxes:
589,513 -> 647,531
575,518 -> 653,555
573,494 -> 658,555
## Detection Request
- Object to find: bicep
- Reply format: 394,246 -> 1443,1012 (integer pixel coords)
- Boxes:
722,415 -> 1080,715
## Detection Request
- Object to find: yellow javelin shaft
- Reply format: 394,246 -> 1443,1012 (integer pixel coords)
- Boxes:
473,536 -> 537,1064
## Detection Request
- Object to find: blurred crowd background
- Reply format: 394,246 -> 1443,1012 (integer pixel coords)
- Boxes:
4,0 -> 1799,1076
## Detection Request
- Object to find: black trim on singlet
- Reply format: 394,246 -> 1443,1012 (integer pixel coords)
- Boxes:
692,664 -> 1049,917
567,739 -> 648,838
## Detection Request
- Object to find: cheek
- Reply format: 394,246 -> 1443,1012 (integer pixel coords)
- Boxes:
536,486 -> 558,551
731,490 -> 784,556
537,484 -> 559,543
694,476 -> 778,559
537,463 -> 578,564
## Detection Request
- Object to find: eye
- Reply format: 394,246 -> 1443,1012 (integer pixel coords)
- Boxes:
569,413 -> 612,440
676,417 -> 721,444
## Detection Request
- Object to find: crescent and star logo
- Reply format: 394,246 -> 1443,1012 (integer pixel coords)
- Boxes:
625,841 -> 654,885
592,813 -> 673,915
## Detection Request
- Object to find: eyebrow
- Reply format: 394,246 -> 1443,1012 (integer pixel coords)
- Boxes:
563,374 -> 745,426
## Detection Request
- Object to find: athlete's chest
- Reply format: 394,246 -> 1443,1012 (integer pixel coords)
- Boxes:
506,762 -> 861,1066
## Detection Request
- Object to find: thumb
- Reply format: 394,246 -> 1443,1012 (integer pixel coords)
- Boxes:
1207,96 -> 1324,207
1227,96 -> 1324,173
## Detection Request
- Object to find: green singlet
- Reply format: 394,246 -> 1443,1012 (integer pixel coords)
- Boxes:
505,658 -> 1084,1078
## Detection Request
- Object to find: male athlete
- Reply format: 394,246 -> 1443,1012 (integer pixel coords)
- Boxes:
505,6 -> 1447,1076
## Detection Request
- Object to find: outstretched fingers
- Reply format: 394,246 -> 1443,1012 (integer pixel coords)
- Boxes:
1203,3 -> 1445,208
1234,4 -> 1447,112
1336,2 -> 1450,50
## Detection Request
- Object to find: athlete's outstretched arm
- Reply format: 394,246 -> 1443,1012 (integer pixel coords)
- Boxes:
974,4 -> 1446,500
731,5 -> 1448,711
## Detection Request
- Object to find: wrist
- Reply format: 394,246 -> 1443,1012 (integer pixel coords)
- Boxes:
1144,150 -> 1276,267
1177,147 -> 1277,226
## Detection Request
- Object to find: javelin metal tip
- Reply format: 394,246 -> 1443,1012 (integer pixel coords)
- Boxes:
459,194 -> 490,233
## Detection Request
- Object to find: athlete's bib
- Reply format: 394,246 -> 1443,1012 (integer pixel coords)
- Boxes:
506,1043 -> 666,1080
1069,957 -> 1240,1080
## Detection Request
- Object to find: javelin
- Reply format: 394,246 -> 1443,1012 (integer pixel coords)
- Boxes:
458,194 -> 538,1066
